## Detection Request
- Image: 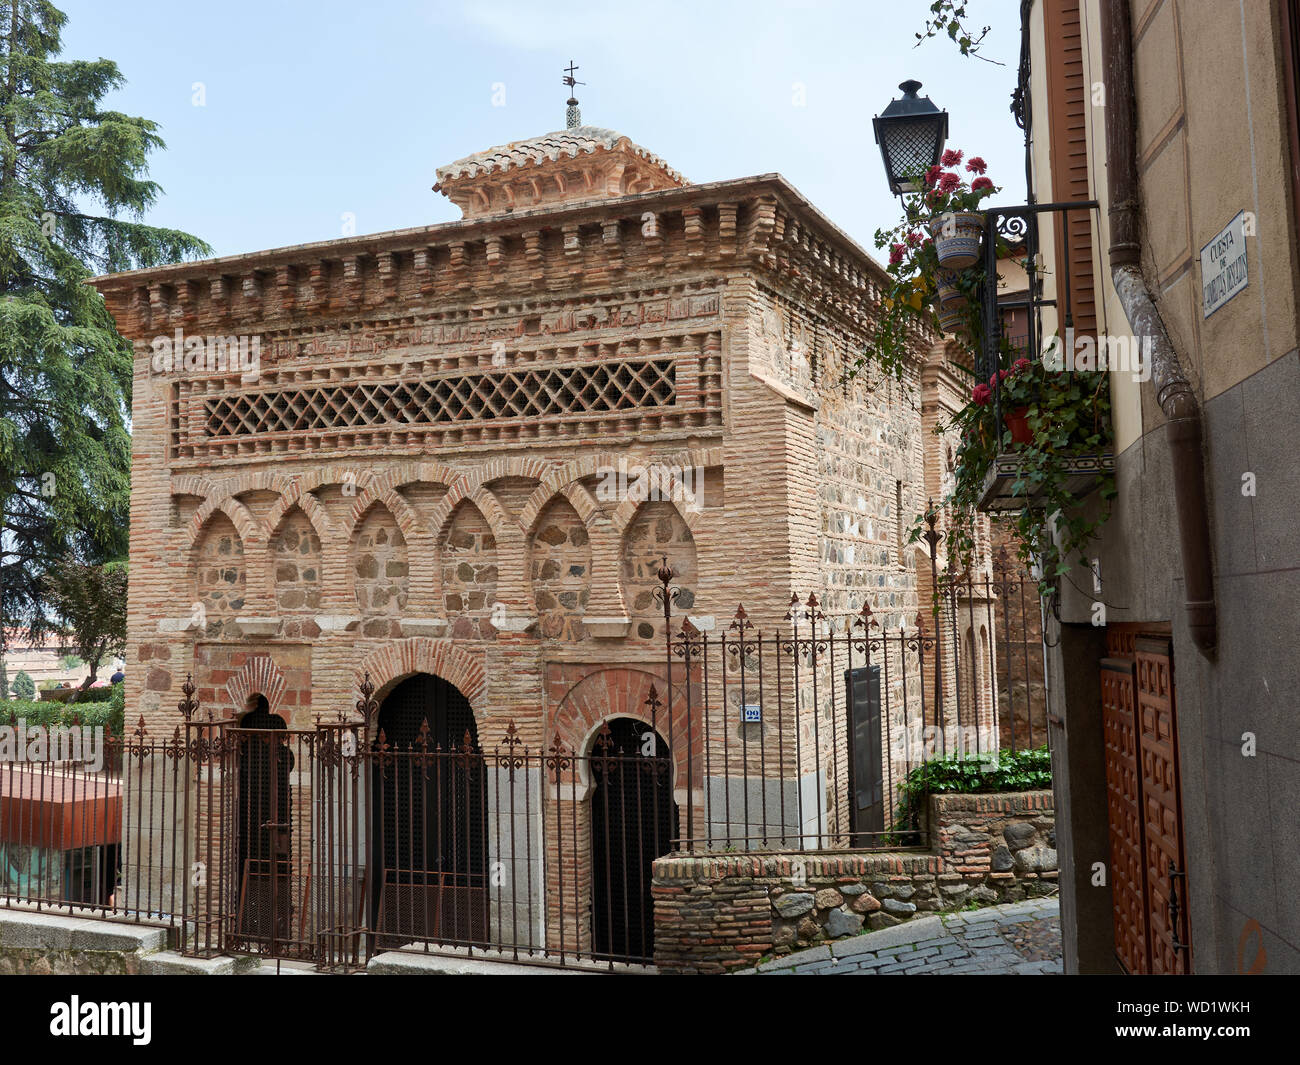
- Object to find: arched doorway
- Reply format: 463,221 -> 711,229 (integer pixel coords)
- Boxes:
371,673 -> 488,946
234,697 -> 292,949
589,717 -> 677,962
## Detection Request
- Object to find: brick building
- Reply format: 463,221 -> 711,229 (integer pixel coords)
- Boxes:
89,105 -> 991,959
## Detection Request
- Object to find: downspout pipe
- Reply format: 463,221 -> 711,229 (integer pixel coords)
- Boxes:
1100,0 -> 1217,656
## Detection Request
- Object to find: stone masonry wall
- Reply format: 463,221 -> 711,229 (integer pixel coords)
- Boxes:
652,789 -> 1055,973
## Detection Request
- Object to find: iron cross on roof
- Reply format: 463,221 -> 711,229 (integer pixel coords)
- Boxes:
563,60 -> 585,128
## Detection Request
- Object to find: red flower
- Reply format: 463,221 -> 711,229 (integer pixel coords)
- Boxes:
989,369 -> 1010,387
971,176 -> 994,192
906,230 -> 922,247
965,156 -> 987,175
1013,357 -> 1032,373
889,243 -> 905,266
971,383 -> 992,406
941,148 -> 964,167
938,171 -> 961,193
924,164 -> 943,188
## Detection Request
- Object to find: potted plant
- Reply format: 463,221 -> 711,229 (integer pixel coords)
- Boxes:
918,350 -> 1115,595
923,150 -> 997,269
859,150 -> 1001,380
982,358 -> 1038,445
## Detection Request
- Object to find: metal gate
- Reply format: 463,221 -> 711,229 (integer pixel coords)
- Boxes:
223,717 -> 315,960
589,719 -> 676,963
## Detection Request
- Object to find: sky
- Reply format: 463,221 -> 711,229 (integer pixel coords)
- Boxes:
60,0 -> 1026,265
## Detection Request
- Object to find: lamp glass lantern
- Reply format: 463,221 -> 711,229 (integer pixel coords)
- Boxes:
872,80 -> 949,196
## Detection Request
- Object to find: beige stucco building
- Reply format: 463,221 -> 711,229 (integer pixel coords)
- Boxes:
1025,0 -> 1300,974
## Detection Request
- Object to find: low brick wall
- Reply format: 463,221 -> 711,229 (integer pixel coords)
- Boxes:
652,789 -> 1056,974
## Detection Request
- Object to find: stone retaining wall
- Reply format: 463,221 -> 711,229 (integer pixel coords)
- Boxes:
0,909 -> 170,975
652,789 -> 1055,974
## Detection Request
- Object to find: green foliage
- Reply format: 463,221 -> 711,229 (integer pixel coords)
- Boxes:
855,148 -> 1118,595
854,149 -> 1000,383
902,746 -> 1052,798
11,669 -> 34,699
2,681 -> 124,735
42,558 -> 127,686
0,0 -> 210,649
887,746 -> 1052,839
910,351 -> 1116,596
915,1 -> 1004,64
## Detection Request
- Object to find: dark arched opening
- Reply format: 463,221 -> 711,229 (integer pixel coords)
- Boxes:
590,717 -> 677,962
234,697 -> 292,948
371,673 -> 487,947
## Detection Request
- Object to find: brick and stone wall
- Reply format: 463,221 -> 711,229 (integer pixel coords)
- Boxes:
652,789 -> 1056,973
87,123 -> 1009,951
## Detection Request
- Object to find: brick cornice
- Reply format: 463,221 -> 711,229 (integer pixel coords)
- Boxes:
88,176 -> 902,346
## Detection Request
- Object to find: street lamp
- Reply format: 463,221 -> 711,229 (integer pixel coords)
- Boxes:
872,80 -> 949,197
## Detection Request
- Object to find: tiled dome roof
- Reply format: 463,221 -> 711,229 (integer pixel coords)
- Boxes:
435,126 -> 685,186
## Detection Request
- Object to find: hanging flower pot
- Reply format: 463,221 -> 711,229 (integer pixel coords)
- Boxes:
935,302 -> 966,335
1003,406 -> 1033,445
933,267 -> 966,311
928,210 -> 984,269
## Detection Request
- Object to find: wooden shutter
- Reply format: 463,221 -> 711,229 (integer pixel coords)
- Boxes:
1043,0 -> 1099,339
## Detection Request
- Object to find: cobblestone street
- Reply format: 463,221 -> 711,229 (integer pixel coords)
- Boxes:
741,898 -> 1063,975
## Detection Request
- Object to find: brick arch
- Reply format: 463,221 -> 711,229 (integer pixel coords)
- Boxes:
228,470 -> 296,499
609,476 -> 703,536
281,468 -> 375,497
266,486 -> 332,548
185,495 -> 261,553
353,461 -> 461,502
427,477 -> 523,544
349,485 -> 423,545
550,666 -> 699,791
355,639 -> 486,709
170,473 -> 219,501
519,480 -> 602,540
225,655 -> 288,718
517,446 -> 720,538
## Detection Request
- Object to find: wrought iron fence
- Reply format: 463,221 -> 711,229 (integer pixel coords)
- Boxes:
0,548 -> 1048,970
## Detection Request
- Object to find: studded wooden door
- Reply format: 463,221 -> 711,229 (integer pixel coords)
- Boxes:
1101,654 -> 1148,973
1100,631 -> 1191,974
1135,637 -> 1191,974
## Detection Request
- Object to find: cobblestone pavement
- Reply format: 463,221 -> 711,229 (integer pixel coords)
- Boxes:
740,897 -> 1062,975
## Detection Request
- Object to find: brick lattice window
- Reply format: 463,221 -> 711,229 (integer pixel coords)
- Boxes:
204,358 -> 676,439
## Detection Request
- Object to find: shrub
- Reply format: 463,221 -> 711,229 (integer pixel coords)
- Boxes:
902,746 -> 1052,798
11,671 -> 35,700
1,683 -> 125,737
887,746 -> 1053,842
